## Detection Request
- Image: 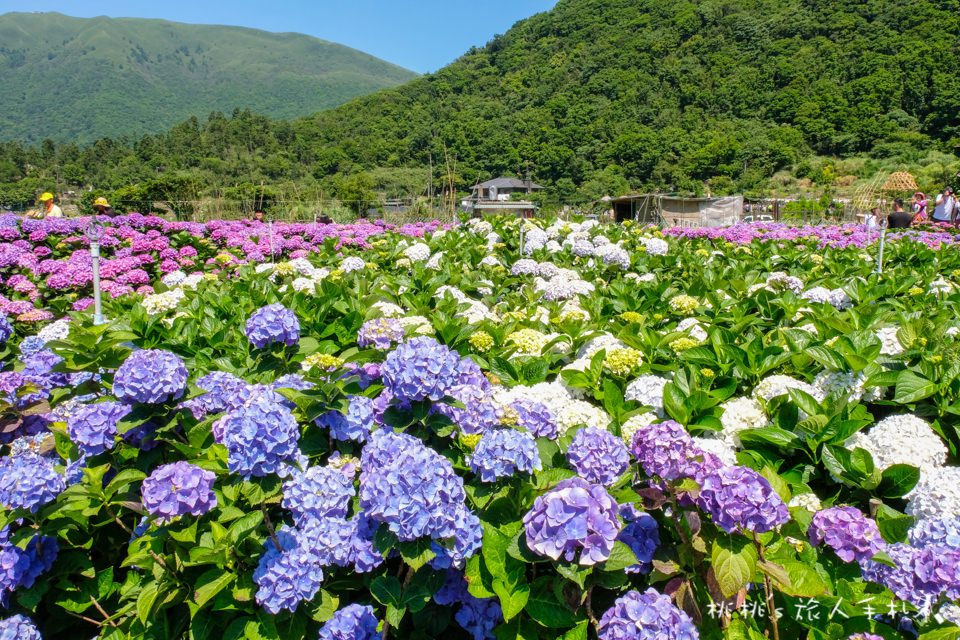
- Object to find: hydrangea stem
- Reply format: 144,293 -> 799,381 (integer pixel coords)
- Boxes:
753,533 -> 780,640
260,503 -> 283,552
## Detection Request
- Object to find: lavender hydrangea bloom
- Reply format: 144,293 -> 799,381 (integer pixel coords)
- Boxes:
18,336 -> 45,356
245,303 -> 300,349
630,420 -> 709,482
272,373 -> 314,391
0,456 -> 64,512
282,465 -> 356,526
334,395 -> 374,442
567,427 -> 629,486
433,571 -> 502,640
380,336 -> 460,401
253,526 -> 324,614
141,462 -> 217,522
194,371 -> 248,414
318,604 -> 382,640
468,429 -> 541,482
455,357 -> 491,392
598,589 -> 699,640
909,518 -> 960,549
522,477 -> 619,565
0,534 -> 58,607
359,429 -> 467,542
809,506 -> 886,564
862,542 -> 960,606
0,316 -> 12,345
697,466 -> 790,534
350,513 -> 385,573
113,349 -> 188,404
617,505 -> 659,574
846,635 -> 884,640
434,384 -> 500,436
358,317 -> 405,350
0,614 -> 42,640
217,389 -> 301,477
298,516 -> 359,567
430,507 -> 483,570
511,399 -> 557,439
66,401 -> 131,456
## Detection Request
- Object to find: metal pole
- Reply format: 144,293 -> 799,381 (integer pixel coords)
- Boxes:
91,241 -> 104,325
519,224 -> 525,255
876,229 -> 887,274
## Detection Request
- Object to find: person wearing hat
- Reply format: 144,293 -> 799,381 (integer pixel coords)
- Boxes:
92,197 -> 118,217
28,192 -> 63,218
933,186 -> 957,224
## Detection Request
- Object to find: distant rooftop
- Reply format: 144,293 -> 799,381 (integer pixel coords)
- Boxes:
472,177 -> 544,190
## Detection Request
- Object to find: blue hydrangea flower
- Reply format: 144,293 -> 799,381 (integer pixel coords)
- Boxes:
909,517 -> 960,549
468,429 -> 541,482
318,603 -> 382,640
298,516 -> 358,567
113,349 -> 188,404
141,461 -> 217,523
217,388 -> 301,477
810,506 -> 886,564
334,395 -> 374,442
350,513 -> 385,573
432,571 -> 502,640
20,350 -> 68,398
341,362 -> 382,390
18,336 -> 45,357
511,399 -> 557,439
63,455 -> 87,486
630,420 -> 711,482
66,401 -> 131,456
359,429 -> 467,542
697,465 -> 790,534
194,371 -> 248,415
380,336 -> 460,402
430,507 -> 483,570
862,542 -> 960,606
456,357 -> 491,392
0,456 -> 64,512
245,303 -> 300,349
598,588 -> 699,640
0,614 -> 42,640
273,373 -> 314,392
435,384 -> 500,436
1,533 -> 58,607
617,505 -> 659,574
253,526 -> 324,614
0,316 -> 13,345
567,427 -> 629,486
282,465 -> 356,526
358,317 -> 405,350
522,476 -> 619,565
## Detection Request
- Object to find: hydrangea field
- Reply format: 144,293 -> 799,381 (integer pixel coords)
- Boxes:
2,212 -> 960,640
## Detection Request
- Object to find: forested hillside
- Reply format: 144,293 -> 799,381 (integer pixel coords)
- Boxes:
0,12 -> 417,144
2,0 -> 959,208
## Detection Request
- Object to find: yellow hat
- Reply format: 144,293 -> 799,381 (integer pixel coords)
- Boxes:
93,197 -> 109,207
39,192 -> 53,201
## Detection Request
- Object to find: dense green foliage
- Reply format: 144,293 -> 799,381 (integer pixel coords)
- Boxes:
3,0 -> 960,206
0,12 -> 417,145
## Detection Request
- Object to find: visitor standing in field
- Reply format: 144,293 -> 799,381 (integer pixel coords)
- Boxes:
864,207 -> 880,229
27,192 -> 63,218
932,186 -> 957,224
913,192 -> 927,221
887,198 -> 915,229
92,197 -> 118,217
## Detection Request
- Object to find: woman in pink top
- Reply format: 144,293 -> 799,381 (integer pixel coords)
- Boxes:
913,192 -> 928,221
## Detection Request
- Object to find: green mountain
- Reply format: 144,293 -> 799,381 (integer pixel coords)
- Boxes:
3,0 -> 960,206
0,12 -> 418,144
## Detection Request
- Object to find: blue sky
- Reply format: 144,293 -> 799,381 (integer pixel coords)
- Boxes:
5,0 -> 559,73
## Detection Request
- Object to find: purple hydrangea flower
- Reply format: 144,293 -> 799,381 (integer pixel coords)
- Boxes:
567,427 -> 629,486
455,357 -> 491,392
809,506 -> 886,564
334,395 -> 374,442
598,588 -> 698,640
253,526 -> 324,614
697,466 -> 790,534
0,533 -> 58,607
113,349 -> 188,404
630,420 -> 711,482
862,542 -> 960,607
318,604 -> 382,640
141,461 -> 217,522
245,303 -> 300,349
909,518 -> 960,549
511,399 -> 557,439
358,317 -> 405,350
617,505 -> 659,574
282,465 -> 356,526
66,401 -> 131,456
468,429 -> 541,482
0,614 -> 42,640
0,456 -> 64,512
432,571 -> 502,640
272,373 -> 314,392
350,513 -> 385,573
0,316 -> 12,345
298,516 -> 359,567
194,371 -> 248,415
380,336 -> 460,402
430,507 -> 483,570
434,384 -> 500,436
846,635 -> 884,640
217,388 -> 301,477
522,476 -> 619,565
359,429 -> 467,542
18,336 -> 45,356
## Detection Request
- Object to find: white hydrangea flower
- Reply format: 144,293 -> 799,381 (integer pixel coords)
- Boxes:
179,274 -> 204,290
291,277 -> 318,293
801,286 -> 852,309
677,318 -> 708,342
254,264 -> 274,274
947,326 -> 960,338
37,318 -> 70,343
875,326 -> 904,355
640,237 -> 668,256
753,374 -> 823,404
937,603 -> 960,627
794,323 -> 818,336
457,302 -> 497,325
141,289 -> 186,315
620,412 -> 656,445
371,301 -> 404,318
467,219 -> 493,235
435,286 -> 471,303
845,414 -> 947,472
340,256 -> 366,273
907,467 -> 960,520
426,252 -> 443,270
161,270 -> 188,287
624,375 -> 670,416
404,243 -> 431,262
479,256 -> 501,267
765,272 -> 804,294
929,277 -> 954,294
536,262 -> 560,279
788,493 -> 822,511
545,241 -> 562,253
577,333 -> 625,360
694,436 -> 738,466
398,315 -> 434,335
812,370 -> 877,403
287,257 -> 316,275
718,396 -> 767,447
161,311 -> 189,327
